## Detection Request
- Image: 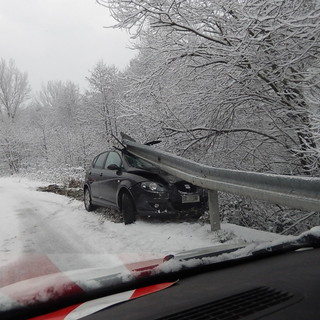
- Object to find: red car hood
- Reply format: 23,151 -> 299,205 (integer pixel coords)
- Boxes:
0,253 -> 171,319
0,243 -> 246,319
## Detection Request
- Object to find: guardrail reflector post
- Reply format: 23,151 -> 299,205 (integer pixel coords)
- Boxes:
208,190 -> 221,231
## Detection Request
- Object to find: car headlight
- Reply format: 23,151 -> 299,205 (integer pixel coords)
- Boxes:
140,182 -> 165,192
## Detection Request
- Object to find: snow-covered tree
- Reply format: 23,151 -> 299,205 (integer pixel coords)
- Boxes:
98,0 -> 320,175
0,58 -> 30,120
86,61 -> 120,142
33,81 -> 92,167
0,59 -> 31,172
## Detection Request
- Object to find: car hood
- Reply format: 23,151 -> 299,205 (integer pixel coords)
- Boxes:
2,227 -> 319,320
0,244 -> 245,319
0,253 -> 166,319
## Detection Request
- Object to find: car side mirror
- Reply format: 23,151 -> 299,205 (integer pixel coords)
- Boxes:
107,164 -> 121,171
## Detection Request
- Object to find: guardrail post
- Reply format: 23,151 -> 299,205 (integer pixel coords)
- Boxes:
208,190 -> 221,231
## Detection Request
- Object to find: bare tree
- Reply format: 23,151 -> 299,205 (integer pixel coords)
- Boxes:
0,58 -> 30,120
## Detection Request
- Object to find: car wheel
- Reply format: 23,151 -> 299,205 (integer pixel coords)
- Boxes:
84,188 -> 96,212
121,192 -> 136,225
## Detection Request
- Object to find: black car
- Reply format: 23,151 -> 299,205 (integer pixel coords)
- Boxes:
84,149 -> 207,224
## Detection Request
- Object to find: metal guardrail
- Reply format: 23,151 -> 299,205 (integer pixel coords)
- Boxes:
123,139 -> 320,231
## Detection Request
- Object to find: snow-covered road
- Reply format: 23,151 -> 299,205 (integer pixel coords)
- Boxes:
0,177 -> 281,269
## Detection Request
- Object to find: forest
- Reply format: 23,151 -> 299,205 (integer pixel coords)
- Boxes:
0,0 -> 319,233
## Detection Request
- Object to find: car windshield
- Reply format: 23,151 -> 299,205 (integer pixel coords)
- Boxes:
1,0 -> 320,319
124,153 -> 157,170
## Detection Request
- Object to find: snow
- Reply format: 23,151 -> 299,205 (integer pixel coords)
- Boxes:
0,176 -> 282,270
0,176 -> 303,314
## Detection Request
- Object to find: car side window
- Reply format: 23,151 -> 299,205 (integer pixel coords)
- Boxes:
93,152 -> 108,169
104,152 -> 122,169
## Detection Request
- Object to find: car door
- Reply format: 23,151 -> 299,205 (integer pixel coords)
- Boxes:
88,152 -> 109,202
99,151 -> 123,205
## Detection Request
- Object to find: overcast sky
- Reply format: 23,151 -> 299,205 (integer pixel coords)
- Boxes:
0,0 -> 136,92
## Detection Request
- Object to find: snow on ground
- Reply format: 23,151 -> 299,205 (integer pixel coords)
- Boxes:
0,176 -> 282,269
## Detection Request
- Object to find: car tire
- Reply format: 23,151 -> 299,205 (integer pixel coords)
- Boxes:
121,192 -> 136,225
84,188 -> 96,212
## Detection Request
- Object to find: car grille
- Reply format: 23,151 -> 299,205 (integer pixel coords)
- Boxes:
154,286 -> 298,320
